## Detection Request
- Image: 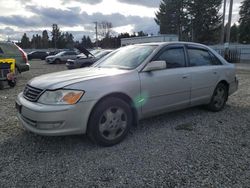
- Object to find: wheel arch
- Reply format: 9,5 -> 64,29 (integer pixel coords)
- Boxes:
217,80 -> 229,92
87,92 -> 139,130
215,80 -> 229,100
54,58 -> 61,63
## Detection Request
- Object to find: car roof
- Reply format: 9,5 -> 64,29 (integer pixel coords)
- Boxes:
135,41 -> 209,49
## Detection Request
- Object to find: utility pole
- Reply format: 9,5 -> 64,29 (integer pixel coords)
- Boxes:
226,0 -> 233,44
220,0 -> 227,44
94,22 -> 98,48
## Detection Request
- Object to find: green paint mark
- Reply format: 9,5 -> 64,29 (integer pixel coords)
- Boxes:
133,92 -> 148,108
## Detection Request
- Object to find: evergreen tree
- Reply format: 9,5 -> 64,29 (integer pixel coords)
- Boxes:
65,32 -> 74,49
155,0 -> 222,43
81,35 -> 87,48
41,30 -> 49,48
20,33 -> 30,49
239,0 -> 250,43
51,24 -> 61,48
187,0 -> 222,43
86,36 -> 92,48
31,34 -> 42,48
137,31 -> 148,37
155,0 -> 185,38
230,24 -> 239,43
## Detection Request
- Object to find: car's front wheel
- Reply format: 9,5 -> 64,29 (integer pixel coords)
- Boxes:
54,59 -> 61,64
87,97 -> 132,146
207,83 -> 228,112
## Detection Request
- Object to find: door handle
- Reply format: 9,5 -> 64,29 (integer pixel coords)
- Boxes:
182,75 -> 189,79
213,71 -> 217,75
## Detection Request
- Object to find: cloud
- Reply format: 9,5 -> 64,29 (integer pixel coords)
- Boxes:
117,0 -> 161,8
0,6 -> 159,41
61,0 -> 103,4
0,6 -> 158,30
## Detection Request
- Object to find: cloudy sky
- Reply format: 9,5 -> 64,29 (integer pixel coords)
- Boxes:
0,0 -> 244,41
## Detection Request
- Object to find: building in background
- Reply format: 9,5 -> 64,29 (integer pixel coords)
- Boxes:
121,35 -> 179,46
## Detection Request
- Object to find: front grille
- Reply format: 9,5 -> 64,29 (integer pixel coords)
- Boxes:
23,85 -> 43,102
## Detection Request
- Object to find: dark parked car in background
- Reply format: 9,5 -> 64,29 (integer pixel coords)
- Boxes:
66,49 -> 113,69
27,51 -> 49,60
0,42 -> 29,73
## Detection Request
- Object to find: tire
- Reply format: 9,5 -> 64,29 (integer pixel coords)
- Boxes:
54,59 -> 61,64
8,80 -> 16,87
207,83 -> 228,112
0,81 -> 4,90
87,97 -> 133,146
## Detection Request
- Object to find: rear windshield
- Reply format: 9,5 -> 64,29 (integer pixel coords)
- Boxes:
0,43 -> 19,54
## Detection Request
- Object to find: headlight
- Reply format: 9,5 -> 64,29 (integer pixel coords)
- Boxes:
38,90 -> 84,105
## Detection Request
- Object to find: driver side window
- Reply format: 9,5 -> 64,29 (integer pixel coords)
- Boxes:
155,47 -> 186,69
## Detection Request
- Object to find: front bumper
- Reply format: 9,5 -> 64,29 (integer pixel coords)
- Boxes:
16,92 -> 96,136
46,58 -> 55,63
66,62 -> 77,69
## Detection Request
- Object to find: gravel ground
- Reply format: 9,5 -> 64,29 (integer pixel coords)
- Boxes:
0,60 -> 249,187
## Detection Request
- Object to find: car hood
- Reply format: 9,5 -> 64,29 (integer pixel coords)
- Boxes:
28,67 -> 130,90
46,55 -> 56,59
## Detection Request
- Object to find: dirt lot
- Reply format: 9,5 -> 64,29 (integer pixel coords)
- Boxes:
0,60 -> 249,187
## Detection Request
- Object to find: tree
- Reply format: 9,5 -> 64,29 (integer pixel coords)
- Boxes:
155,0 -> 222,43
31,34 -> 42,49
51,24 -> 61,48
41,30 -> 49,48
230,24 -> 239,43
239,0 -> 250,43
86,36 -> 93,48
98,21 -> 113,38
187,0 -> 222,43
155,0 -> 185,38
65,32 -> 74,49
137,31 -> 148,37
20,33 -> 30,49
81,35 -> 87,48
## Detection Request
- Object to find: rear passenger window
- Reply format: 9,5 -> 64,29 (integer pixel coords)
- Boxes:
209,52 -> 223,65
156,47 -> 186,68
0,47 -> 4,54
188,48 -> 213,66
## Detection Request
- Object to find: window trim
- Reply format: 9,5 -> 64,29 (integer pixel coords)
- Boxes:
185,45 -> 216,67
151,44 -> 187,69
208,51 -> 223,66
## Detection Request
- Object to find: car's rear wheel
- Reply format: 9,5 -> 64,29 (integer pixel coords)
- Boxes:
207,83 -> 228,112
8,79 -> 16,87
87,97 -> 132,146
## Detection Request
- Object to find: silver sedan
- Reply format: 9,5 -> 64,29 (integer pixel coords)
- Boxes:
16,42 -> 238,146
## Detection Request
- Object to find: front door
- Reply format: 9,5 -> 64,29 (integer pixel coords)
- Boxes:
139,45 -> 191,117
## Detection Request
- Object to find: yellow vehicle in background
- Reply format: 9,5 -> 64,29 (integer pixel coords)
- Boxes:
0,58 -> 16,89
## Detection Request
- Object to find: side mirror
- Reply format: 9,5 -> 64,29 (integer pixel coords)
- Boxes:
143,61 -> 166,72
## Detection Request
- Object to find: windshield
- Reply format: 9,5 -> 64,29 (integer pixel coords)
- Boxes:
96,45 -> 156,70
56,51 -> 65,56
95,51 -> 111,59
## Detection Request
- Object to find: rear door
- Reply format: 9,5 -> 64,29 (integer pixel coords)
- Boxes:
186,45 -> 221,105
139,45 -> 192,116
